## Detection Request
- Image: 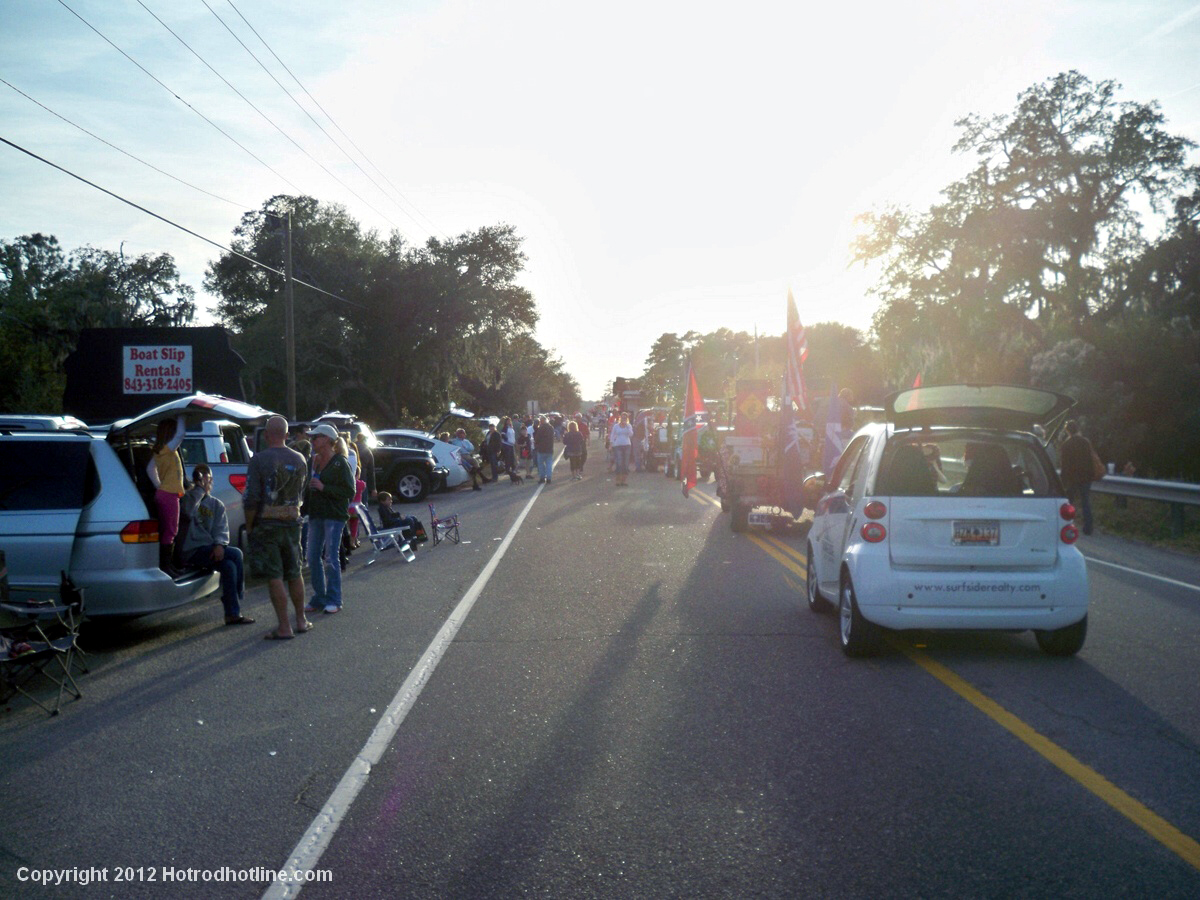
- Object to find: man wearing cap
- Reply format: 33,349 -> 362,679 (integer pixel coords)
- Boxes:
305,422 -> 356,614
245,414 -> 310,640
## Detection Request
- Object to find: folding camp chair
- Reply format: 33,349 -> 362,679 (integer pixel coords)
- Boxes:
355,505 -> 417,564
0,577 -> 86,716
427,504 -> 460,546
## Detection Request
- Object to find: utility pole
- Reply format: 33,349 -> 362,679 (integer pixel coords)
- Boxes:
283,211 -> 296,421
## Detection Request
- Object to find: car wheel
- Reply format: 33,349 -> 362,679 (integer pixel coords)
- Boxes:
839,572 -> 882,657
806,543 -> 832,613
393,471 -> 430,503
731,502 -> 750,533
1035,615 -> 1087,656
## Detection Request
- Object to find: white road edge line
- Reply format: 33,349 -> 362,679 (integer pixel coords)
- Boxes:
1084,555 -> 1200,593
264,481 -> 548,899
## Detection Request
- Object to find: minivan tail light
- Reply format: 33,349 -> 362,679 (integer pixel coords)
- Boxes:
1060,502 -> 1076,521
1060,524 -> 1079,544
121,520 -> 160,543
864,501 -> 887,520
861,522 -> 887,543
229,474 -> 247,494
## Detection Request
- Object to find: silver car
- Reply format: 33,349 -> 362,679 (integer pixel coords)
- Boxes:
0,394 -> 276,618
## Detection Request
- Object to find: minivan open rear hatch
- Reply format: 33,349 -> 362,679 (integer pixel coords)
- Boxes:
107,393 -> 277,441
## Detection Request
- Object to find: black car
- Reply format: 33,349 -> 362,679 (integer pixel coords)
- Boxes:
373,445 -> 447,503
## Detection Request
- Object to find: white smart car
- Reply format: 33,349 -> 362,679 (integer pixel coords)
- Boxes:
804,384 -> 1089,657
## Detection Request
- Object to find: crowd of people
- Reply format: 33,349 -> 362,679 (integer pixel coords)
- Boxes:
148,407 -> 665,637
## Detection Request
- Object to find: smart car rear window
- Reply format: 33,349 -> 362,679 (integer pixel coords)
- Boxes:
0,440 -> 97,510
877,434 -> 1055,497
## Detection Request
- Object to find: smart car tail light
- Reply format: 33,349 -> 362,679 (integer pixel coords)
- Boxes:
229,474 -> 247,494
121,520 -> 160,543
861,522 -> 887,543
864,501 -> 887,520
1060,502 -> 1076,521
1060,524 -> 1079,544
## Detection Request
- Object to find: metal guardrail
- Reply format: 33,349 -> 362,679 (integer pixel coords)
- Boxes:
1090,475 -> 1200,536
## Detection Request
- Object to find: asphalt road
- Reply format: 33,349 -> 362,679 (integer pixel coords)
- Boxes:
2,447 -> 1199,899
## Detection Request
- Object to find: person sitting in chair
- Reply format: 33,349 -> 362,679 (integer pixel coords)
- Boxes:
181,464 -> 253,625
377,492 -> 428,543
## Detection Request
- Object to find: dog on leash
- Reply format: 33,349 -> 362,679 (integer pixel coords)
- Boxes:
508,471 -> 525,485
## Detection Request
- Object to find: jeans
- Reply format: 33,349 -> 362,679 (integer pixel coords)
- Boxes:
187,545 -> 244,618
613,445 -> 630,475
1069,482 -> 1093,535
307,518 -> 344,608
536,451 -> 554,481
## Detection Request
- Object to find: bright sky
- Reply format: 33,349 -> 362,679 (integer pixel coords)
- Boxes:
3,1 -> 1200,402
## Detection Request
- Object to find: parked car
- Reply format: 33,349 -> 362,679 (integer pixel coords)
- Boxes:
0,430 -> 225,619
312,411 -> 380,450
377,407 -> 478,491
0,414 -> 90,432
804,383 -> 1088,657
373,445 -> 446,502
377,429 -> 469,489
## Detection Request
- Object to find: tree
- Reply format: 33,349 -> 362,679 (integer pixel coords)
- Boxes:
855,72 -> 1197,385
205,197 -> 555,423
0,234 -> 195,411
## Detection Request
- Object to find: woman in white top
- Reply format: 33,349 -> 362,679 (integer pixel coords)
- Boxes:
608,412 -> 634,486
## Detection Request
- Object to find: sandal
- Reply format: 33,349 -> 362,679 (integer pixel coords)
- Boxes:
295,621 -> 314,633
225,616 -> 256,626
263,631 -> 294,641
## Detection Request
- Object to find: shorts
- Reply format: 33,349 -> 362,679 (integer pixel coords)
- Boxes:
248,523 -> 303,581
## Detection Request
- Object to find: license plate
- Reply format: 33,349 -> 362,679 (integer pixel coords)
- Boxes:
953,520 -> 1000,545
748,511 -> 772,527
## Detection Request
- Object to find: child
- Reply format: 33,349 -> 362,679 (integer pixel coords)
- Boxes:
146,414 -> 187,575
377,492 -> 428,543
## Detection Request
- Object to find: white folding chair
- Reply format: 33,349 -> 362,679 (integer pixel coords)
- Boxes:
355,506 -> 417,564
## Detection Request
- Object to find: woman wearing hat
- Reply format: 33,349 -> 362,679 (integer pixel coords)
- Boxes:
304,423 -> 356,613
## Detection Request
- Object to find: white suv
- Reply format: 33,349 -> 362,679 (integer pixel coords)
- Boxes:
805,384 -> 1089,657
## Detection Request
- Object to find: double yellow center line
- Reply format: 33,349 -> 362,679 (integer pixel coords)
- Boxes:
688,487 -> 1200,873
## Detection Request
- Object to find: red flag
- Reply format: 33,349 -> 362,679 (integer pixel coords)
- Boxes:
905,372 -> 923,411
681,360 -> 704,495
784,289 -> 809,413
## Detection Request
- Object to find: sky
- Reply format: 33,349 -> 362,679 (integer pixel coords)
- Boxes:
3,0 -> 1200,403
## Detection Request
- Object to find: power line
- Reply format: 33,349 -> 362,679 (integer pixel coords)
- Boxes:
135,0 -> 404,234
0,77 -> 252,211
222,0 -> 449,240
200,0 -> 434,238
53,0 -> 301,192
0,134 -> 360,308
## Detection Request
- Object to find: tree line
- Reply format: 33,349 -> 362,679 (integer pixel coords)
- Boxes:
630,72 -> 1200,480
0,197 -> 581,424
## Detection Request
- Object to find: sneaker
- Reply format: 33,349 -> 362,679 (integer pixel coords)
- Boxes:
323,604 -> 341,614
304,604 -> 322,613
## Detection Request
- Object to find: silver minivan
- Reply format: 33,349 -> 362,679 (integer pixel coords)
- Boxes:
0,394 -> 276,618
